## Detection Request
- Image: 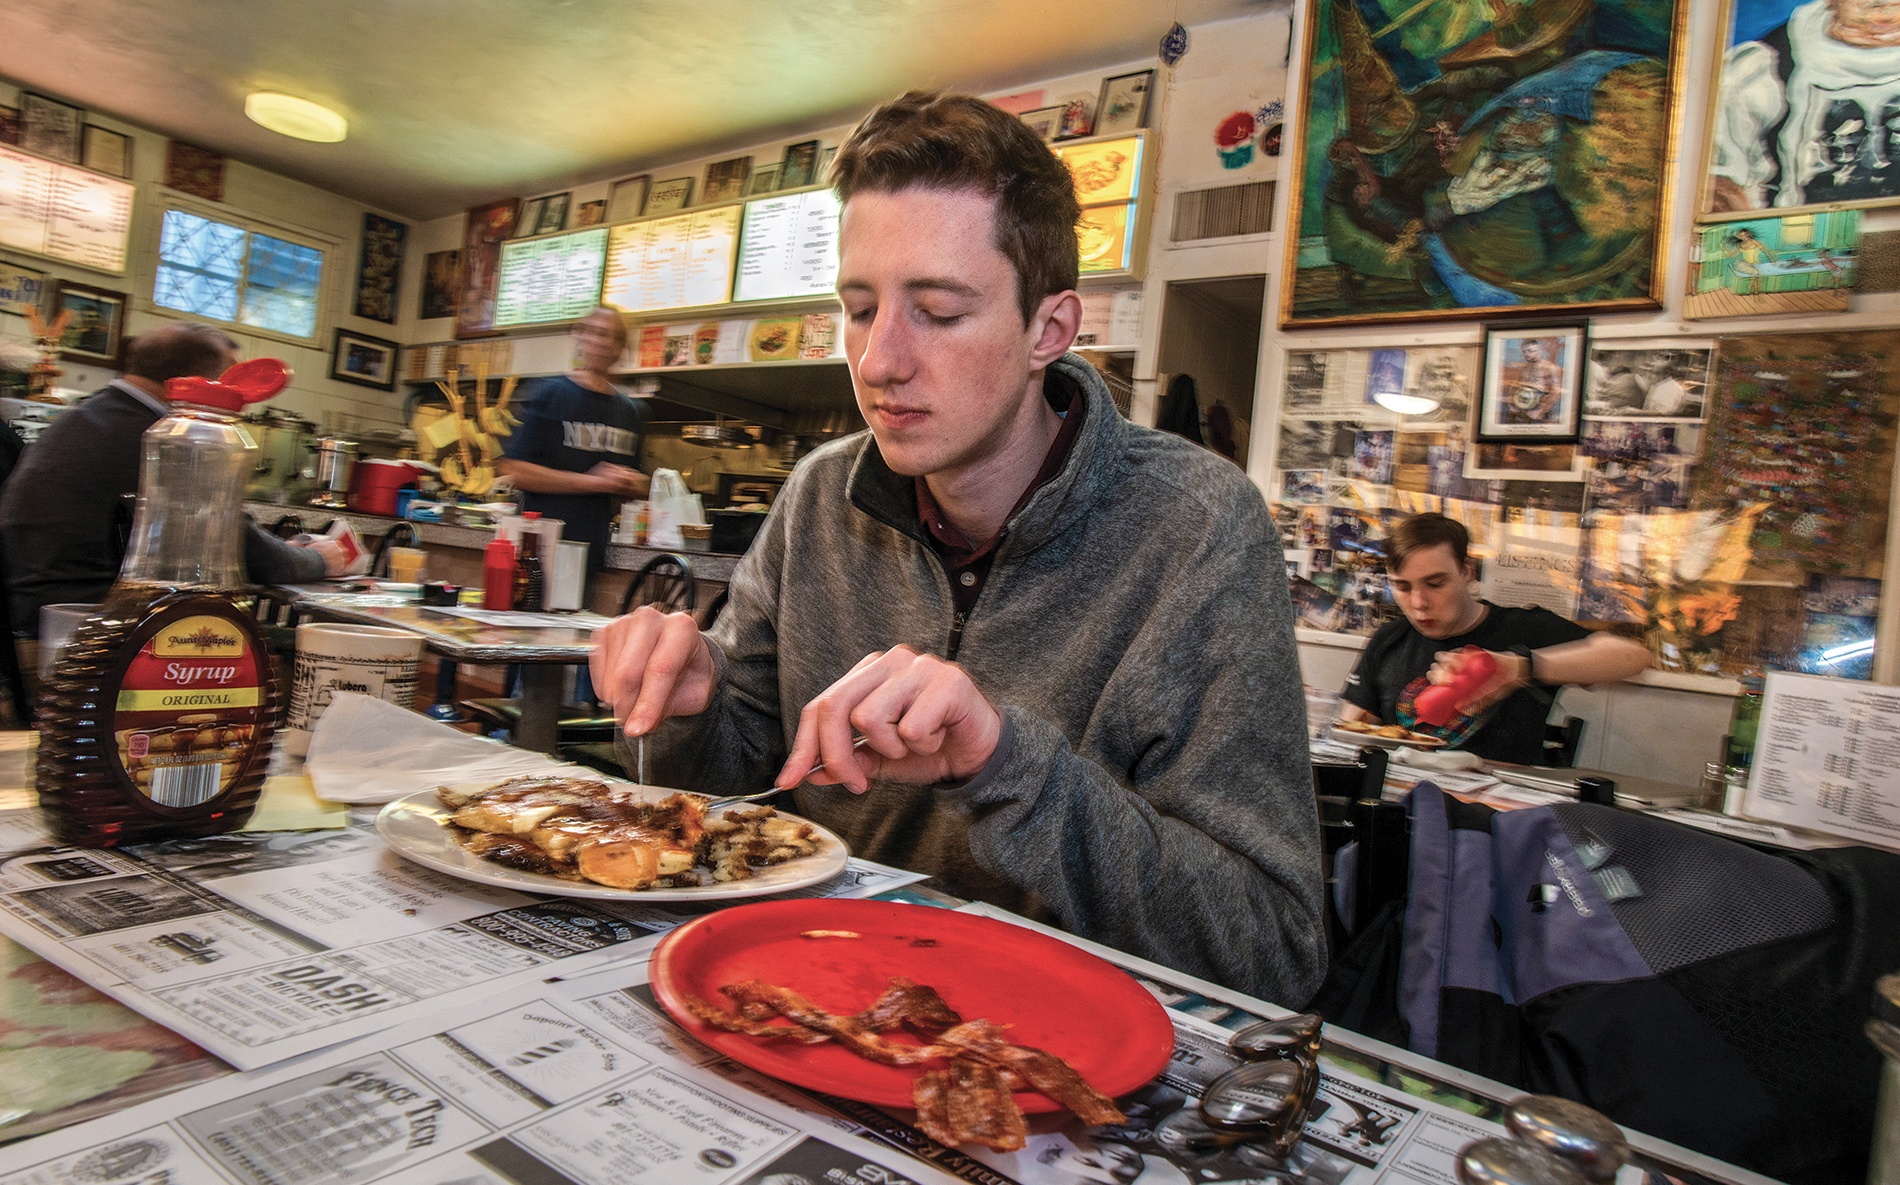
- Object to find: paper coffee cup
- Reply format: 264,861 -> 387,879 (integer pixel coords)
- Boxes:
285,623 -> 424,756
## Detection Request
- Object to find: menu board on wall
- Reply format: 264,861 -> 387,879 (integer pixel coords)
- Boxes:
0,145 -> 135,273
601,206 -> 740,314
492,226 -> 609,327
734,188 -> 842,302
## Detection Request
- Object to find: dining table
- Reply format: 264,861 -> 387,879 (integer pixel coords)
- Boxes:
280,584 -> 609,753
0,729 -> 1786,1185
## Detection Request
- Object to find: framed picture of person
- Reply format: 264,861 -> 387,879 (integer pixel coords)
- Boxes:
329,328 -> 399,390
1096,70 -> 1154,135
52,281 -> 126,364
1477,323 -> 1587,444
1019,106 -> 1062,143
1280,0 -> 1687,328
1702,0 -> 1900,218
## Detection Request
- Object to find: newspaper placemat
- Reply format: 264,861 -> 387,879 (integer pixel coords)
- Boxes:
0,811 -> 921,1071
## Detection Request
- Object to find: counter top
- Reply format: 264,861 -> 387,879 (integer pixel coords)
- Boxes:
245,500 -> 744,581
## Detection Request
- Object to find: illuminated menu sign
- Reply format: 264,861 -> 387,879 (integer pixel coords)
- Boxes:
1053,135 -> 1143,275
0,145 -> 135,273
493,226 -> 609,327
734,188 -> 841,302
601,206 -> 740,314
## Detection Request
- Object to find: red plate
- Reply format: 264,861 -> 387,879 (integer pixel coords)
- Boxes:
648,898 -> 1174,1111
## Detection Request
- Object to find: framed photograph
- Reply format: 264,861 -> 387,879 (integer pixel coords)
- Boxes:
1019,106 -> 1063,143
454,197 -> 519,339
779,140 -> 820,189
20,93 -> 82,163
820,146 -> 837,182
1053,94 -> 1096,141
747,164 -> 780,196
1477,323 -> 1588,444
574,199 -> 606,227
1584,339 -> 1714,419
0,264 -> 47,317
1095,69 -> 1154,136
535,191 -> 570,235
352,212 -> 406,323
164,141 -> 225,201
52,281 -> 127,363
644,176 -> 694,215
420,249 -> 459,320
607,175 -> 649,223
330,328 -> 399,390
1280,0 -> 1686,328
703,156 -> 752,204
81,125 -> 130,177
1684,209 -> 1858,319
0,105 -> 19,147
1702,0 -> 1900,218
517,196 -> 548,238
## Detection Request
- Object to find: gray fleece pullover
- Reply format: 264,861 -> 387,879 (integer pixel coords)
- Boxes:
632,354 -> 1325,1005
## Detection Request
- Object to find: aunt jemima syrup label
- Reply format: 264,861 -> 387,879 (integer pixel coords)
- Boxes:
113,611 -> 269,808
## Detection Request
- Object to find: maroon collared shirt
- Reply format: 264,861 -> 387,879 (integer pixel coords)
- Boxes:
915,378 -> 1087,626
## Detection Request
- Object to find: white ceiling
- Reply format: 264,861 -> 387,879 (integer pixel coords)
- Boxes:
2,0 -> 1269,221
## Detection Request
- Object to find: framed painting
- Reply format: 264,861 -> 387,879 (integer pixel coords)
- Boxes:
420,249 -> 459,320
1280,0 -> 1688,328
1097,70 -> 1155,135
1019,107 -> 1062,143
574,199 -> 606,227
747,164 -> 780,196
454,197 -> 519,339
81,126 -> 131,177
1702,0 -> 1900,219
703,156 -> 752,204
1477,323 -> 1587,444
52,281 -> 127,364
779,140 -> 821,189
352,212 -> 406,323
330,328 -> 399,390
20,93 -> 82,163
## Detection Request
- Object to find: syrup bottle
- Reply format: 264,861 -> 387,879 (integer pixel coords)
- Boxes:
513,512 -> 545,612
38,360 -> 291,847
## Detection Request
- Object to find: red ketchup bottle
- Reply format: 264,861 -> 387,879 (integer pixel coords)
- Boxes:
482,536 -> 517,610
1413,645 -> 1499,727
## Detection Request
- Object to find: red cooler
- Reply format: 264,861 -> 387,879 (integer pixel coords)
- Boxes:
349,459 -> 425,516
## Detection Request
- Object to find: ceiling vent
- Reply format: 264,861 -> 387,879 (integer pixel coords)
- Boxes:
1171,180 -> 1275,243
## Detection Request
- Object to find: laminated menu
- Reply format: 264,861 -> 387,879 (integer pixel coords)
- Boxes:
1742,670 -> 1900,852
0,807 -> 924,1071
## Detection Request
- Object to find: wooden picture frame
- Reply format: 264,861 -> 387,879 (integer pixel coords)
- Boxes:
607,175 -> 649,223
20,93 -> 82,163
330,328 -> 400,390
1700,0 -> 1900,220
645,176 -> 694,214
81,125 -> 130,177
52,280 -> 127,363
1279,0 -> 1687,328
1476,323 -> 1588,444
703,156 -> 752,204
1096,70 -> 1154,136
1019,106 -> 1062,143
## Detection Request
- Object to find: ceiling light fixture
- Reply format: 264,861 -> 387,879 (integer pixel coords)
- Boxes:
245,92 -> 348,143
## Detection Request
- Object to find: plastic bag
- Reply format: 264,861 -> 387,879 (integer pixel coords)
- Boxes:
646,468 -> 703,549
304,693 -> 601,802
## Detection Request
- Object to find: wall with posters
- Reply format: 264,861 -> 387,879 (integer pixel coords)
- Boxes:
0,77 -> 417,431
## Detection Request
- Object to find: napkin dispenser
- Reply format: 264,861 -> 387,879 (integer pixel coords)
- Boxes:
546,541 -> 588,611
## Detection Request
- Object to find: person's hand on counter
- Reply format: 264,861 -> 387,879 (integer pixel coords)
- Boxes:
298,535 -> 354,578
778,645 -> 1002,795
592,604 -> 716,734
588,462 -> 650,498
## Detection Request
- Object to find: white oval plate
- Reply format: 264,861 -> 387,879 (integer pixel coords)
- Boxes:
1329,724 -> 1448,751
375,786 -> 851,901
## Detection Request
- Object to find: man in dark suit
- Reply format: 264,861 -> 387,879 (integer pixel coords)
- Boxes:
0,321 -> 345,635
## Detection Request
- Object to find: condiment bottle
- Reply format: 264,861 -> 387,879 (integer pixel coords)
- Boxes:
38,360 -> 290,847
482,535 -> 516,610
513,517 -> 545,612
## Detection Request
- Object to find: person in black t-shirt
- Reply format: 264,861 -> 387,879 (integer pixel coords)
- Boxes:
498,307 -> 649,581
1339,513 -> 1651,765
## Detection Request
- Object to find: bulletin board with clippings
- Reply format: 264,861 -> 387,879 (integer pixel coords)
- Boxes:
1271,329 -> 1900,681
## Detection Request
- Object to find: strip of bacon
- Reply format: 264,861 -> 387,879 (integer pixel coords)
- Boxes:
937,1019 -> 1126,1125
912,1068 -> 955,1147
858,977 -> 964,1036
721,980 -> 946,1066
945,1056 -> 1028,1151
679,992 -> 831,1044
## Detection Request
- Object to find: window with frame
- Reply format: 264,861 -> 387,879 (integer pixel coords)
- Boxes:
153,209 -> 325,340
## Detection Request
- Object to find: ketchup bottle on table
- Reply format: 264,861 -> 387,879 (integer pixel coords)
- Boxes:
1413,646 -> 1499,727
482,535 -> 516,610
